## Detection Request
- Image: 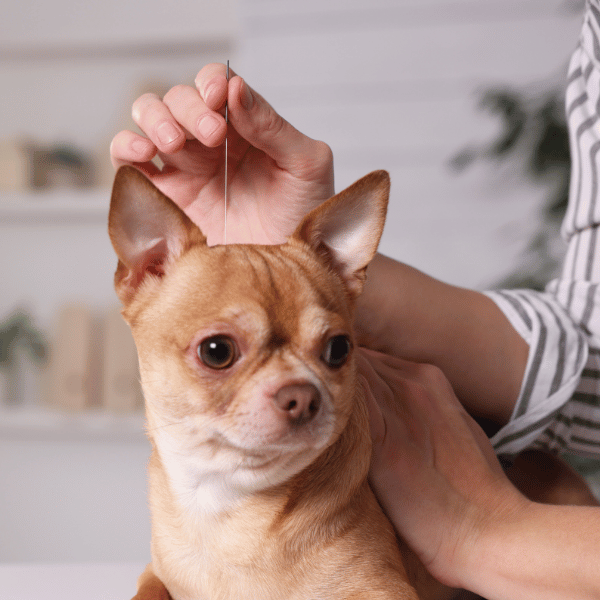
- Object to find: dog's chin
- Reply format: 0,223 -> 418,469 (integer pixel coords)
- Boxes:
209,424 -> 337,489
228,446 -> 322,491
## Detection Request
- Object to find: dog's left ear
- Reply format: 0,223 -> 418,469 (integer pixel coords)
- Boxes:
293,170 -> 389,297
109,166 -> 205,304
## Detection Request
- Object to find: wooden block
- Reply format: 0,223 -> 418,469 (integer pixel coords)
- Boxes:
102,307 -> 143,413
0,139 -> 30,192
46,304 -> 94,411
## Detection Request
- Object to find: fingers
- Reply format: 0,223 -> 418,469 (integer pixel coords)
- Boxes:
163,85 -> 227,147
359,374 -> 387,445
113,62 -> 333,186
358,350 -> 432,461
194,63 -> 232,111
363,351 -> 505,481
131,92 -> 187,151
128,73 -> 229,158
109,130 -> 160,176
197,63 -> 333,180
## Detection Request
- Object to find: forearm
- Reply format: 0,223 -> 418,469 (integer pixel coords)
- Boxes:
356,254 -> 528,425
460,501 -> 600,600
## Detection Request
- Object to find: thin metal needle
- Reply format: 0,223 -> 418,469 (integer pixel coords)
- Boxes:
224,60 -> 229,245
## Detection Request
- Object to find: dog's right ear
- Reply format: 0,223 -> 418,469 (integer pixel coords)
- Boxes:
108,166 -> 205,304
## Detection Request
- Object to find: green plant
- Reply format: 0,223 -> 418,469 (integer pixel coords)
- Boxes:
450,83 -> 570,290
0,312 -> 46,367
0,311 -> 47,404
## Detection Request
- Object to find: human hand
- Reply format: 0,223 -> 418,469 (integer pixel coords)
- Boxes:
358,349 -> 528,588
110,63 -> 334,245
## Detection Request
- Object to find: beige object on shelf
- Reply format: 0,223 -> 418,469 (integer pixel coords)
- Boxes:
0,138 -> 30,192
46,304 -> 96,411
102,307 -> 143,413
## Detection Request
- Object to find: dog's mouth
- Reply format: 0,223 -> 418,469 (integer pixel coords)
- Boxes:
203,427 -> 335,479
207,431 -> 307,463
242,452 -> 285,471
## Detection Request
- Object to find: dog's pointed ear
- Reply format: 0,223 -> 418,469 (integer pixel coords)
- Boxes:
108,166 -> 206,303
293,170 -> 389,297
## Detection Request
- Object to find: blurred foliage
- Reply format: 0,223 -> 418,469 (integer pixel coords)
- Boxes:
450,84 -> 570,290
0,311 -> 47,368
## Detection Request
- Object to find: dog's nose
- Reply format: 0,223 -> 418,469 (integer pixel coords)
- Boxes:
273,383 -> 321,425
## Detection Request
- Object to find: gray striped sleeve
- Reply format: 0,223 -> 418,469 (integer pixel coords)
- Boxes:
561,1 -> 600,277
484,290 -> 588,457
534,349 -> 600,457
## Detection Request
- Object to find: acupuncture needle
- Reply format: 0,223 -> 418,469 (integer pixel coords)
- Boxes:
224,60 -> 229,245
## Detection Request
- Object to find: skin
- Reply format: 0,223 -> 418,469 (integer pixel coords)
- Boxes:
111,63 -> 600,600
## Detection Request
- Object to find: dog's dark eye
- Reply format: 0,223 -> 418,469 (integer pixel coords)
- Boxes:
322,335 -> 351,368
198,335 -> 237,370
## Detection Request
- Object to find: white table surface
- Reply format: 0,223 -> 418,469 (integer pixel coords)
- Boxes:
0,562 -> 147,600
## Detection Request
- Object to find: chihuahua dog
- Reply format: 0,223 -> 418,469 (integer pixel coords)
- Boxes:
108,166 -> 432,600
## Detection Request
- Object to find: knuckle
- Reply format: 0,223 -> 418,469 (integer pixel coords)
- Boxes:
402,377 -> 428,400
312,140 -> 334,169
162,84 -> 189,105
260,109 -> 286,139
303,140 -> 335,185
417,363 -> 448,387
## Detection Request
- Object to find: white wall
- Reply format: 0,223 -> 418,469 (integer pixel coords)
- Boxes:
0,436 -> 150,562
0,0 -> 585,564
238,0 -> 582,289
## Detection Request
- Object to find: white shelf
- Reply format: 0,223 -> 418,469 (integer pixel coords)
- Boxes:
0,189 -> 110,223
0,405 -> 146,442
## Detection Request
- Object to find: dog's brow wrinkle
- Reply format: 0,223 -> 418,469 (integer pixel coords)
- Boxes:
241,247 -> 262,288
268,330 -> 288,350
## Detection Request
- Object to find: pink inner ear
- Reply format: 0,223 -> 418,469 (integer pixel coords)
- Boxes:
137,238 -> 170,278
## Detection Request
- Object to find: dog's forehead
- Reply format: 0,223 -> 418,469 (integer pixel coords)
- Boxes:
164,243 -> 351,337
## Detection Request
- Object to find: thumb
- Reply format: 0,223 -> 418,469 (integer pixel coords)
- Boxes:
227,76 -> 333,180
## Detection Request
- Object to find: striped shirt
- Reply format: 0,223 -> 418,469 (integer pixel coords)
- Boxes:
487,0 -> 600,458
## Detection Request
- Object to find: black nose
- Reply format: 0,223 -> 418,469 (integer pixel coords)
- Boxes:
273,383 -> 321,426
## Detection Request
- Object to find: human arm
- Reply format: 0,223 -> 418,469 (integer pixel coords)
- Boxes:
359,349 -> 600,600
356,256 -> 528,427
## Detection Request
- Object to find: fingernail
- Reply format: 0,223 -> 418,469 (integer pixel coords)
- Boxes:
156,121 -> 180,146
240,79 -> 254,111
198,113 -> 221,139
204,82 -> 218,106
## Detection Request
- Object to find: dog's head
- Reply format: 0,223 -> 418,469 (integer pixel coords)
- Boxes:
108,166 -> 389,502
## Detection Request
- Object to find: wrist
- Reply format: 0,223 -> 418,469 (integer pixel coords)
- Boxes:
433,484 -> 529,590
452,490 -> 534,595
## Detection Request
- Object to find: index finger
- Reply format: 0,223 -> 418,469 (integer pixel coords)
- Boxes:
195,63 -> 237,111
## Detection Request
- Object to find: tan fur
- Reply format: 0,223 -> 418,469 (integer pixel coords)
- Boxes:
111,167 -> 423,600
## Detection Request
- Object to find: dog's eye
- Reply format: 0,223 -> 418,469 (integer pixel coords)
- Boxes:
198,335 -> 238,370
322,335 -> 351,368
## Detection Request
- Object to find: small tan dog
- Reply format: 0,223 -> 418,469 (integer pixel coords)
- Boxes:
109,166 -> 426,600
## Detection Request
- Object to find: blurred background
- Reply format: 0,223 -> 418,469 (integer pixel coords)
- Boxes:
0,0 -> 587,566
